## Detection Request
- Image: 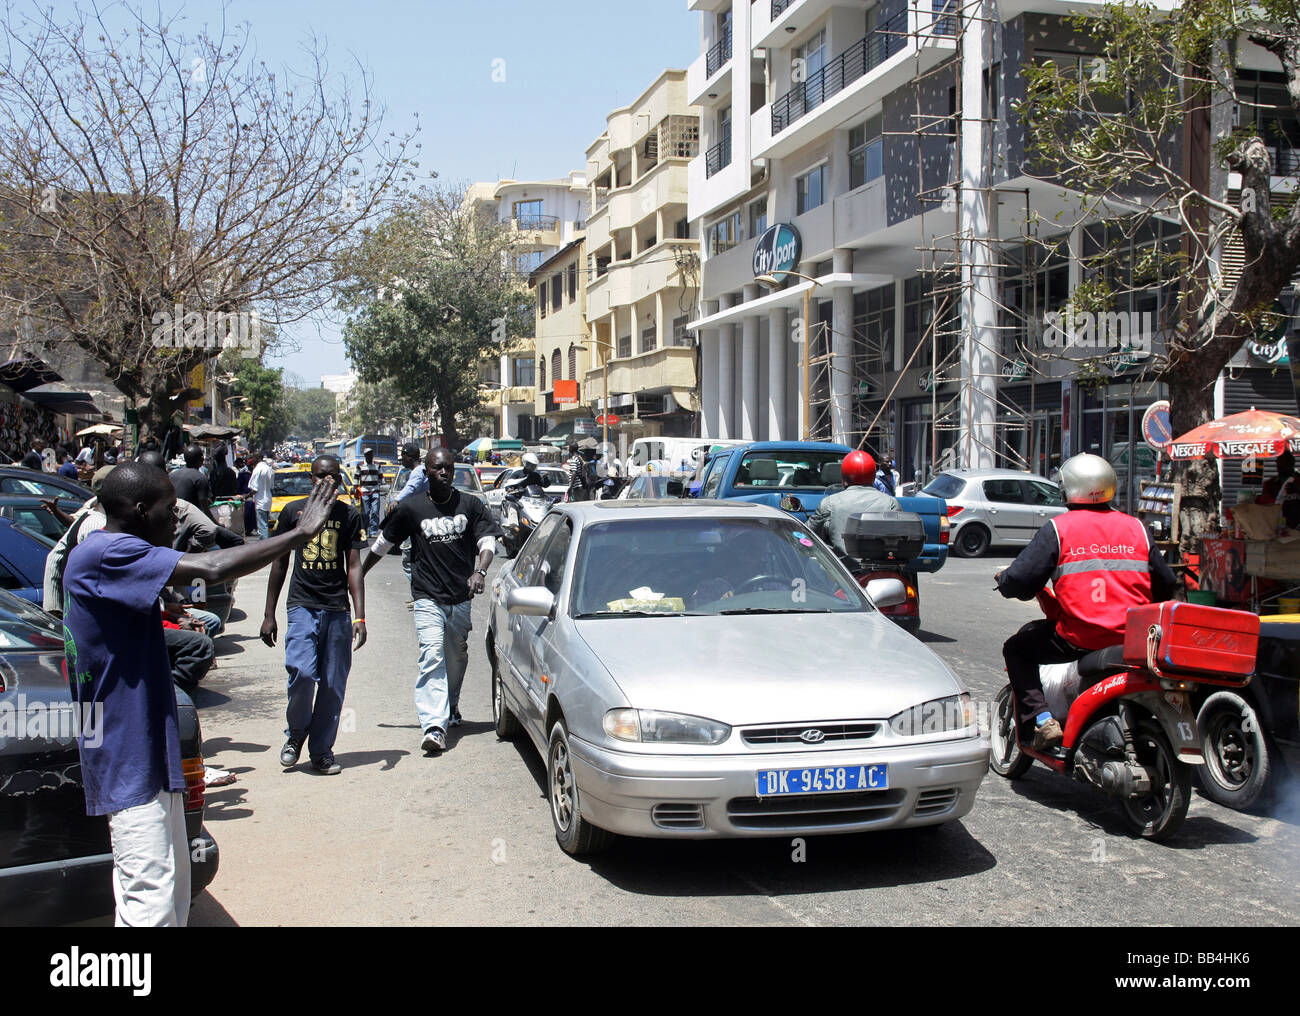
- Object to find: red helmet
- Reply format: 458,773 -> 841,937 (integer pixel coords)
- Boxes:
841,451 -> 877,487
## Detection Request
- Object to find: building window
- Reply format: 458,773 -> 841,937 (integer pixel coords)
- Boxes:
538,281 -> 547,318
512,357 -> 535,387
672,315 -> 692,347
568,263 -> 577,301
640,325 -> 657,353
514,199 -> 543,228
748,198 -> 768,238
617,334 -> 632,358
854,284 -> 895,375
515,250 -> 545,274
706,210 -> 743,256
566,344 -> 577,380
538,355 -> 546,390
552,273 -> 563,311
848,116 -> 883,189
902,274 -> 959,371
551,349 -> 561,385
796,164 -> 828,214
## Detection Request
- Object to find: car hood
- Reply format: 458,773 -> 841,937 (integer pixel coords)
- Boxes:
573,612 -> 965,726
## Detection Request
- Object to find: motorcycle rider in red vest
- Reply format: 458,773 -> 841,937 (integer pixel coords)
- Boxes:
995,454 -> 1179,750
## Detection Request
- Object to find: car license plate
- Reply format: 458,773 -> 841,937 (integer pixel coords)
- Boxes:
755,764 -> 888,797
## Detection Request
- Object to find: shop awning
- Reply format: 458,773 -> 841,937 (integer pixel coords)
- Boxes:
24,389 -> 102,416
0,357 -> 63,392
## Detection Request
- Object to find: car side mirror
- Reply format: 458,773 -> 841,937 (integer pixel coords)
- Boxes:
507,586 -> 555,617
864,577 -> 906,609
780,494 -> 804,513
666,480 -> 684,497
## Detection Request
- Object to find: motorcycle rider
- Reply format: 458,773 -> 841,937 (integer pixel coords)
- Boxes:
807,450 -> 900,555
996,453 -> 1179,751
504,452 -> 545,494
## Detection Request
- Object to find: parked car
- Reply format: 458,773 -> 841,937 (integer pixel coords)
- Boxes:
454,463 -> 489,509
0,496 -> 82,542
1194,616 -> 1300,809
487,500 -> 988,857
485,466 -> 569,521
0,516 -> 55,603
0,468 -> 93,504
617,473 -> 689,500
0,587 -> 219,923
918,469 -> 1067,558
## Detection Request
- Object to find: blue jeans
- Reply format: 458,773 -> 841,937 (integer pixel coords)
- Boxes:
412,600 -> 472,734
256,508 -> 270,541
186,607 -> 222,637
361,494 -> 382,536
284,606 -> 353,760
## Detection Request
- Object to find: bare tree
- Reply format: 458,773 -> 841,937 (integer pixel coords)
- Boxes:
1016,0 -> 1299,546
0,1 -> 418,433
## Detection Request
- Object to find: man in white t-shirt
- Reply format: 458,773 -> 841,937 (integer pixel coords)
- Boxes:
248,451 -> 276,540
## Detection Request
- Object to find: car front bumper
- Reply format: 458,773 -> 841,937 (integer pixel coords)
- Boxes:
568,734 -> 990,839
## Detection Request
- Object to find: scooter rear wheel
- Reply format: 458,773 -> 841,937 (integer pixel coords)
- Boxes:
989,685 -> 1033,779
1119,720 -> 1191,842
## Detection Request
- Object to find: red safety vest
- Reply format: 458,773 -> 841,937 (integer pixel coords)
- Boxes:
1049,508 -> 1153,650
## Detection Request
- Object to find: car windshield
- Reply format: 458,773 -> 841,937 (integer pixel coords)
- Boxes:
570,516 -> 869,617
732,451 -> 846,490
923,473 -> 966,499
453,465 -> 481,492
0,588 -> 63,649
274,473 -> 346,496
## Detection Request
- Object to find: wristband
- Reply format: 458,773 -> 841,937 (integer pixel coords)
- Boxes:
353,618 -> 366,624
476,568 -> 488,576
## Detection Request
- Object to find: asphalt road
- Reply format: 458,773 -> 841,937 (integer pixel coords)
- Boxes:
188,549 -> 1300,927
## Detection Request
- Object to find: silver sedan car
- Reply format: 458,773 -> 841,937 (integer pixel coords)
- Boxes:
919,469 -> 1066,558
487,500 -> 989,856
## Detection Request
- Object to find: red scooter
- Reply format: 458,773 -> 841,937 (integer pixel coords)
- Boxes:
989,592 -> 1259,841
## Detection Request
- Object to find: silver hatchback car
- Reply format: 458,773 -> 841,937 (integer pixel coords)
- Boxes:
486,500 -> 989,857
919,469 -> 1066,558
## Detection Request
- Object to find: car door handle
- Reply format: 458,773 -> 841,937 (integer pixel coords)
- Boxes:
989,508 -> 998,514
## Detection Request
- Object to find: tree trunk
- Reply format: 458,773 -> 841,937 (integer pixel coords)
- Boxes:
1167,361 -> 1221,555
439,401 -> 460,452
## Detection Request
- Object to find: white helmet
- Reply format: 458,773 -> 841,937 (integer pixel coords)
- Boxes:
522,452 -> 540,468
1058,453 -> 1117,505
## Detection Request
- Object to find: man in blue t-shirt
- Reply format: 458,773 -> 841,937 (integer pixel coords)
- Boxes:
63,461 -> 336,926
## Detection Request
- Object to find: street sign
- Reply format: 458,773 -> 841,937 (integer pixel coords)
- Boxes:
596,414 -> 620,426
1142,400 -> 1173,450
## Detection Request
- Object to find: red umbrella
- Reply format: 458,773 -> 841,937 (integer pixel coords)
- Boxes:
1166,408 -> 1300,460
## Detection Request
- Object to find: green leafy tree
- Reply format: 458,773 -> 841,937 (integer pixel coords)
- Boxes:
231,359 -> 291,449
1018,0 -> 1299,545
339,186 -> 531,450
284,386 -> 338,438
0,2 -> 416,436
338,378 -> 418,436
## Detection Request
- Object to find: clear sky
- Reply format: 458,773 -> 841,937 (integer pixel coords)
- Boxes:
148,0 -> 701,384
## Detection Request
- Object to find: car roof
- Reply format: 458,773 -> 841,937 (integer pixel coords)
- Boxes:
558,499 -> 771,523
936,468 -> 1056,483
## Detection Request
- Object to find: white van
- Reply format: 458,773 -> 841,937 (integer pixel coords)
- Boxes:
626,437 -> 747,477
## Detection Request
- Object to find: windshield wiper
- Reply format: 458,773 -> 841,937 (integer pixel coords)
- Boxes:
575,610 -> 700,619
717,607 -> 833,615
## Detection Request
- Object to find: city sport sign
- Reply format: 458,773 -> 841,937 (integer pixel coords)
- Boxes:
752,224 -> 801,283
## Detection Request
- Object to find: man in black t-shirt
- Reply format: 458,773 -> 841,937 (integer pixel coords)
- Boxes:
361,448 -> 500,754
261,455 -> 368,775
170,445 -> 213,519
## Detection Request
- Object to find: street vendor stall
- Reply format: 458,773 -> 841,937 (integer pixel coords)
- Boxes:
1168,408 -> 1300,611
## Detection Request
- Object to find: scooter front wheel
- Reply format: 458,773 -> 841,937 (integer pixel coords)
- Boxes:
1119,720 -> 1191,842
989,684 -> 1033,779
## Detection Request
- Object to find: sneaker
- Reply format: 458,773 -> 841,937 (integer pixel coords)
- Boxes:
1032,718 -> 1064,751
280,737 -> 303,767
310,755 -> 342,775
449,709 -> 463,728
421,728 -> 447,754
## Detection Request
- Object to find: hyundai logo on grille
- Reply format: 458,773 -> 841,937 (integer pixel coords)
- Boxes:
799,729 -> 826,744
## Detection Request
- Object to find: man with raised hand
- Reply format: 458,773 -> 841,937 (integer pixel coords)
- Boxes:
62,462 -> 335,926
361,448 -> 500,753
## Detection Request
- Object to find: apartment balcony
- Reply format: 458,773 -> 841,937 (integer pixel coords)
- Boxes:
705,134 -> 732,178
508,214 -> 562,248
753,4 -> 957,161
480,385 -> 537,409
582,345 -> 698,400
586,240 -> 698,319
754,0 -> 837,52
688,34 -> 733,108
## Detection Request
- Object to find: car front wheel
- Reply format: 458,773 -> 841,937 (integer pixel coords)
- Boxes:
547,721 -> 613,857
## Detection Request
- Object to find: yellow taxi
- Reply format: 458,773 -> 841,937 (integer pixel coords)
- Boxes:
269,466 -> 358,530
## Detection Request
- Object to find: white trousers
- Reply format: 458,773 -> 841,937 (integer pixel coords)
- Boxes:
107,790 -> 191,927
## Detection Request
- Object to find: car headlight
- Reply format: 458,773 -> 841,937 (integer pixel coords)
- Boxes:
889,693 -> 975,736
603,708 -> 731,745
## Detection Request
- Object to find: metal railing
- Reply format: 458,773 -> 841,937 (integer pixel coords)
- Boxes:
772,9 -> 909,136
706,29 -> 733,77
514,214 -> 559,231
705,134 -> 732,177
772,0 -> 797,19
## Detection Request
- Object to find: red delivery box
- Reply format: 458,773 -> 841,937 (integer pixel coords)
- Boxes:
1122,603 -> 1259,685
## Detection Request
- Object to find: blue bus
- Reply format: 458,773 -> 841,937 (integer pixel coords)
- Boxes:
339,435 -> 398,465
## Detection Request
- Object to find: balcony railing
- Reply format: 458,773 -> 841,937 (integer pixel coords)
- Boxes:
771,9 -> 909,136
772,0 -> 797,19
705,134 -> 732,178
515,214 -> 559,231
706,29 -> 733,77
932,0 -> 957,36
